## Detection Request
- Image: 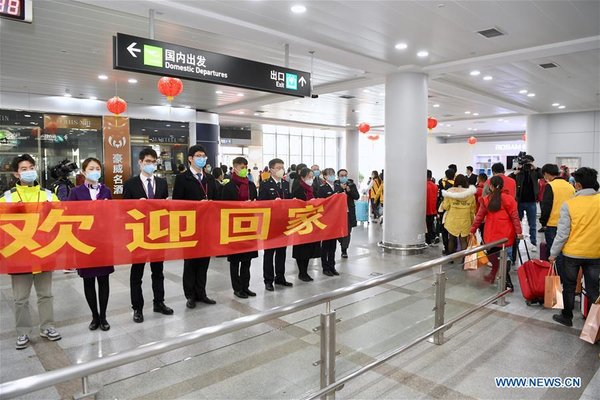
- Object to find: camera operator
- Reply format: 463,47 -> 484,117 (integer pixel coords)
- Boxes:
49,160 -> 77,201
509,153 -> 543,252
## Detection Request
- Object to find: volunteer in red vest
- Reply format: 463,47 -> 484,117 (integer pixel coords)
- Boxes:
549,167 -> 600,327
425,170 -> 439,245
0,154 -> 62,350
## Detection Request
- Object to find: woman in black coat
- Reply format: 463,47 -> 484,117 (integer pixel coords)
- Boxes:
291,167 -> 321,282
220,157 -> 258,299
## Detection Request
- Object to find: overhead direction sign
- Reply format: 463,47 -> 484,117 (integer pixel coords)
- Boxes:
113,33 -> 311,98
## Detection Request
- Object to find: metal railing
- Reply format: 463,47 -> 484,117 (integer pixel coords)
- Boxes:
0,239 -> 509,400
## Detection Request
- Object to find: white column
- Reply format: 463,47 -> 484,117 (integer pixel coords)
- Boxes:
344,128 -> 359,180
380,72 -> 428,254
526,114 -> 550,165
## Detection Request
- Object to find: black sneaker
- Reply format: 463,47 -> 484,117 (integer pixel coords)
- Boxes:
552,314 -> 573,327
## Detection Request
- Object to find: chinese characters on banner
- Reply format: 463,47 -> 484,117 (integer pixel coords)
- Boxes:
102,116 -> 132,198
0,194 -> 348,273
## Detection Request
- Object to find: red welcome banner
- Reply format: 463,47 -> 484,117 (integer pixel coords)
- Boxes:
0,194 -> 348,274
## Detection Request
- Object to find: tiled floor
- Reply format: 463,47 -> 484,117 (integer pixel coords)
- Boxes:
0,222 -> 598,399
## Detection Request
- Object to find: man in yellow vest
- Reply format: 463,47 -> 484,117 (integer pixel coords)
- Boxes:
539,164 -> 576,268
549,167 -> 600,327
0,154 -> 62,349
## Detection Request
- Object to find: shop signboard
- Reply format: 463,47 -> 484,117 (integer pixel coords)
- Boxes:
148,133 -> 188,144
113,33 -> 311,97
103,116 -> 132,199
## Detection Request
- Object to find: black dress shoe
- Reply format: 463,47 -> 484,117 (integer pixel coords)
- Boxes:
265,282 -> 274,291
154,302 -> 174,315
133,309 -> 144,323
552,314 -> 573,327
323,270 -> 334,277
99,319 -> 110,331
234,290 -> 248,299
197,296 -> 216,305
275,280 -> 293,287
89,318 -> 99,331
341,252 -> 348,259
298,274 -> 312,282
331,268 -> 340,276
244,289 -> 257,297
186,299 -> 196,309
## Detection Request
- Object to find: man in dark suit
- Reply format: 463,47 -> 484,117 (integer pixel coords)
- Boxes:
317,168 -> 339,276
123,148 -> 174,323
334,169 -> 360,258
258,158 -> 292,291
172,145 -> 218,308
466,166 -> 478,186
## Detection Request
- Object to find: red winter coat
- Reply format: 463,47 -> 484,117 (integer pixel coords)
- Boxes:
470,193 -> 522,246
426,180 -> 438,215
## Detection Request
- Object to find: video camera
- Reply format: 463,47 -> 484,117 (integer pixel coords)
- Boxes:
515,152 -> 535,170
49,159 -> 78,180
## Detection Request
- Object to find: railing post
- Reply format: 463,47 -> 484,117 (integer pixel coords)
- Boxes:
496,245 -> 507,306
319,301 -> 337,400
74,375 -> 98,400
431,266 -> 447,345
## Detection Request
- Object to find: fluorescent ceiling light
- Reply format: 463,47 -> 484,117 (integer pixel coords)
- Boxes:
128,78 -> 138,84
464,111 -> 471,114
473,112 -> 479,116
519,89 -> 528,94
527,93 -> 536,97
433,104 -> 440,108
552,103 -> 560,107
237,93 -> 244,97
215,90 -> 223,94
291,5 -> 306,13
470,70 -> 480,76
483,75 -> 493,81
98,74 -> 108,80
395,43 -> 408,50
417,50 -> 429,57
558,105 -> 566,109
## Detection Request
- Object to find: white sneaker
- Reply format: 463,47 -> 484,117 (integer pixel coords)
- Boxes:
40,327 -> 61,341
16,334 -> 29,350
529,244 -> 538,253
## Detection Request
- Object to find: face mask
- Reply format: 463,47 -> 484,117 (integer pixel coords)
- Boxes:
194,157 -> 207,169
313,170 -> 321,178
205,165 -> 212,173
339,177 -> 348,184
20,170 -> 38,183
304,178 -> 314,186
86,171 -> 101,182
142,164 -> 157,175
237,168 -> 248,178
272,169 -> 285,179
326,175 -> 335,183
248,173 -> 254,182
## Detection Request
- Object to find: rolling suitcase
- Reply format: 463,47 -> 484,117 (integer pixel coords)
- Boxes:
539,242 -> 549,261
517,245 -> 551,305
355,200 -> 369,224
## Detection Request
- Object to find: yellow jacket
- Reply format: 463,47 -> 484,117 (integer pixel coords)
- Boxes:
370,179 -> 383,203
441,186 -> 477,237
546,179 -> 575,227
558,191 -> 600,259
0,183 -> 58,203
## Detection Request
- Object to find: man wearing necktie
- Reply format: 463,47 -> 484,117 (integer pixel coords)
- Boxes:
123,148 -> 173,323
173,145 -> 219,308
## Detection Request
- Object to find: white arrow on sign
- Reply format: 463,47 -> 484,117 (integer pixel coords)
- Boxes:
298,76 -> 307,87
127,42 -> 141,58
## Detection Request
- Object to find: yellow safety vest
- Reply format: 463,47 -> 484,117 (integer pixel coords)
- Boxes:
547,179 -> 575,227
562,194 -> 600,258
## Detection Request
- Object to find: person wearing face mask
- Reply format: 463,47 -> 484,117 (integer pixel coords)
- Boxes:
334,169 -> 359,258
290,167 -> 320,281
173,145 -> 219,308
311,164 -> 322,192
221,157 -> 259,299
548,167 -> 600,327
1,154 -> 61,350
67,158 -> 114,332
123,148 -> 174,323
317,168 -> 340,276
259,158 -> 292,291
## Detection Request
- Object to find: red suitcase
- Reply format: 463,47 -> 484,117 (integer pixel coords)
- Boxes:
517,246 -> 551,305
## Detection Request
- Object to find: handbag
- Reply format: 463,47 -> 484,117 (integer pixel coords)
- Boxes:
580,296 -> 600,344
463,236 -> 478,270
544,263 -> 563,309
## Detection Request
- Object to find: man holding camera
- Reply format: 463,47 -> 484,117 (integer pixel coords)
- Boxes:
510,154 -> 543,252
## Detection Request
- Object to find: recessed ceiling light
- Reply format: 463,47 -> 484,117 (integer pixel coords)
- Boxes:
166,124 -> 171,127
417,50 -> 429,58
215,90 -> 223,94
89,96 -> 97,100
128,78 -> 138,84
142,129 -> 146,131
291,4 -> 306,13
483,75 -> 493,81
181,125 -> 186,128
552,103 -> 560,107
473,112 -> 480,116
98,74 -> 108,80
527,93 -> 536,97
154,130 -> 158,132
519,89 -> 528,94
64,93 -> 72,97
433,104 -> 440,108
470,70 -> 481,76
395,43 -> 408,50
558,105 -> 566,109
465,111 -> 471,114
24,114 -> 31,117
237,93 -> 244,97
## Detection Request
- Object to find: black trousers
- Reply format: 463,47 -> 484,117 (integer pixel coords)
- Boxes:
297,259 -> 310,276
130,262 -> 164,311
83,275 -> 109,319
321,239 -> 337,271
425,215 -> 436,244
263,247 -> 287,284
338,227 -> 353,251
230,260 -> 251,292
183,257 -> 210,300
560,257 -> 600,319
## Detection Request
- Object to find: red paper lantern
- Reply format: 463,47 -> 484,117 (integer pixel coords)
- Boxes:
467,136 -> 477,145
358,122 -> 371,134
44,120 -> 57,134
158,77 -> 183,102
366,134 -> 380,141
522,133 -> 527,141
427,117 -> 438,130
106,96 -> 127,115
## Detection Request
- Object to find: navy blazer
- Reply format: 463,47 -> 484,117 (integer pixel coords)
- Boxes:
258,177 -> 289,200
67,183 -> 112,201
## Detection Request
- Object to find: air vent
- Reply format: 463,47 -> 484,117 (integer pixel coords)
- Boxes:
539,62 -> 559,69
477,27 -> 505,38
443,114 -> 454,117
339,95 -> 356,99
